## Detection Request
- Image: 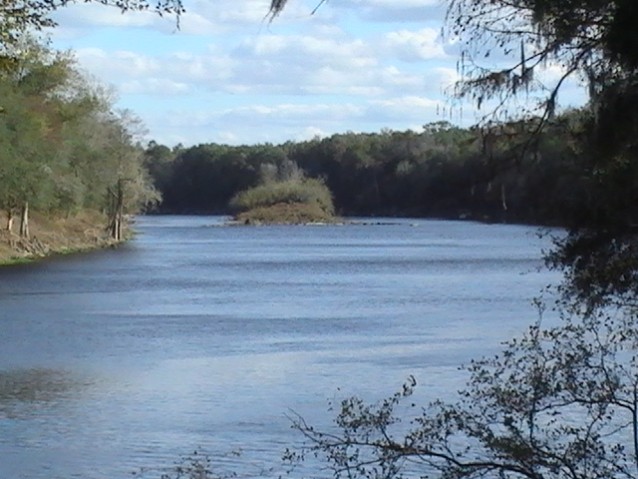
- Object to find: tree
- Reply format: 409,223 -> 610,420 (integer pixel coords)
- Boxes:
143,141 -> 176,199
443,0 -> 638,310
286,300 -> 638,479
0,78 -> 55,237
0,38 -> 159,242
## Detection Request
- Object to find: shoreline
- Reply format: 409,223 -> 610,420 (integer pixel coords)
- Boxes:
0,211 -> 127,267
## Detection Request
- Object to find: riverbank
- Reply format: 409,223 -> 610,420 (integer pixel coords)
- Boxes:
0,210 -> 124,266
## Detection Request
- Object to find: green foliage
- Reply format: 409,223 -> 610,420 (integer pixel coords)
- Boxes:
156,144 -> 260,213
0,79 -> 53,212
0,38 -> 158,229
152,118 -> 588,225
230,177 -> 334,217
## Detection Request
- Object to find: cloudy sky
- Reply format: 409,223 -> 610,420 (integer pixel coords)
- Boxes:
48,0 -> 588,147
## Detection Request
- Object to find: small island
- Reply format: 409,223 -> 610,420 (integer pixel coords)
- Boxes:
229,162 -> 337,225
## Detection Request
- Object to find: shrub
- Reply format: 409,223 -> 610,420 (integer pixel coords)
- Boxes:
229,178 -> 334,216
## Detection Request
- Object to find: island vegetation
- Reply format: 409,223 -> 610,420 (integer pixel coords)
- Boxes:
230,174 -> 336,225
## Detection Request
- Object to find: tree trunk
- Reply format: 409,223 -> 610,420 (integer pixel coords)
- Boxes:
6,209 -> 14,233
109,180 -> 125,241
501,183 -> 508,211
19,201 -> 29,239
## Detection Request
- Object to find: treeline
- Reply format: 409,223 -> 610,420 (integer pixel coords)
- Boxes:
145,114 -> 589,225
0,38 -> 157,240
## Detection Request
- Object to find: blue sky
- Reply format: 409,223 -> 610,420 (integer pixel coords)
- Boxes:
48,0 -> 588,147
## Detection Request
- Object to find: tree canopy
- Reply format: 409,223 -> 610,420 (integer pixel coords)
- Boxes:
447,0 -> 638,115
145,118 -> 586,224
0,38 -> 158,239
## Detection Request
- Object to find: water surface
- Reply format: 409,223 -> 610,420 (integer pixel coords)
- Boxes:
0,216 -> 558,478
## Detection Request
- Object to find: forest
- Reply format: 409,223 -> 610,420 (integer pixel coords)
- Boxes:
0,37 -> 158,256
0,35 -> 626,243
144,112 -> 590,226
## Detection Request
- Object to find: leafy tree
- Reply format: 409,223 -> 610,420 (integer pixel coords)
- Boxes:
160,144 -> 261,213
0,38 -> 159,242
143,141 -> 177,207
0,79 -> 55,235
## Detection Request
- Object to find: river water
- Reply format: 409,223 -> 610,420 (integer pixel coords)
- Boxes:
0,216 -> 559,478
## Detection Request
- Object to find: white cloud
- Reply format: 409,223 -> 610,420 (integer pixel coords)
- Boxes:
144,102 -> 359,145
423,67 -> 459,94
74,47 -> 236,92
218,102 -> 364,123
332,0 -> 445,23
48,0 -> 589,146
64,13 -> 456,103
368,95 -> 441,122
120,78 -> 190,95
175,12 -> 220,36
51,3 -> 174,32
237,33 -> 376,69
52,0 -> 328,36
384,28 -> 446,61
296,126 -> 328,141
75,48 -> 161,79
142,94 -> 450,145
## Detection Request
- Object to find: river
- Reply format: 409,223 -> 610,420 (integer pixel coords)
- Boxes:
0,216 -> 559,478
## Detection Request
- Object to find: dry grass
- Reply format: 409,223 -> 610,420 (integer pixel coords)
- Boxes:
230,178 -> 335,217
0,210 -> 123,266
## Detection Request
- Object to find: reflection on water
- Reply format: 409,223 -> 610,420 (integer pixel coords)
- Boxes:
0,369 -> 96,423
0,368 -> 82,404
0,216 -> 560,478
